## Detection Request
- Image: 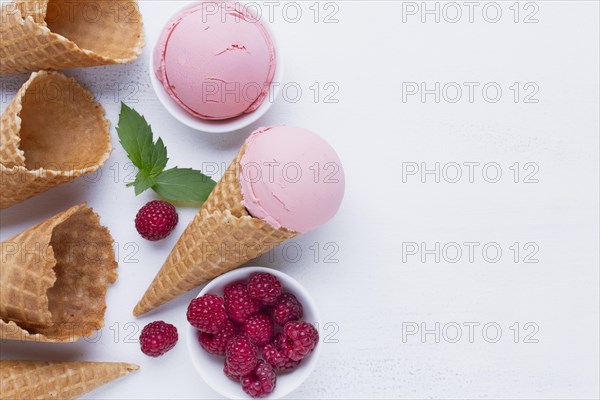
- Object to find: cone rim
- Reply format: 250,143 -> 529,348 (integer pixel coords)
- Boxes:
6,0 -> 145,64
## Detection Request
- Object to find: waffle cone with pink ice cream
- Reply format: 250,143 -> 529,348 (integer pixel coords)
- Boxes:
133,126 -> 345,316
153,1 -> 276,120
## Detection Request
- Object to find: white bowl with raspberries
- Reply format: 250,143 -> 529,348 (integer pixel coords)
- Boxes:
186,266 -> 322,399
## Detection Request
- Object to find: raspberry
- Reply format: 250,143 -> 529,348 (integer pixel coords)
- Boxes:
243,313 -> 274,346
241,360 -> 277,398
271,292 -> 303,326
247,272 -> 282,305
263,333 -> 301,372
271,330 -> 287,349
281,321 -> 319,361
224,282 -> 261,325
224,362 -> 240,382
135,200 -> 178,241
199,319 -> 238,356
225,335 -> 259,376
139,321 -> 178,357
187,294 -> 227,334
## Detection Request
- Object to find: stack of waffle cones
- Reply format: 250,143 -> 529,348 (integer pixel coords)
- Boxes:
133,144 -> 299,316
0,0 -> 144,73
0,361 -> 139,400
0,70 -> 111,210
0,203 -> 118,342
1,2 -> 142,397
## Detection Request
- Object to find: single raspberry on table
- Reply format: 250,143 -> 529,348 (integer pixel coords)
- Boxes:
135,200 -> 178,241
263,333 -> 301,372
241,360 -> 277,398
247,272 -> 283,306
271,292 -> 303,326
243,313 -> 274,346
187,294 -> 228,334
224,282 -> 261,325
281,321 -> 319,361
139,321 -> 178,357
226,335 -> 259,376
199,319 -> 238,356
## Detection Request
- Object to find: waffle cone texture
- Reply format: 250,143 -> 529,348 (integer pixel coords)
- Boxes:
0,203 -> 118,342
133,145 -> 298,316
0,360 -> 139,400
0,70 -> 111,209
0,0 -> 144,74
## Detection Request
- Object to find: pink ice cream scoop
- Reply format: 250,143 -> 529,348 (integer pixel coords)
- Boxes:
154,1 -> 276,120
239,126 -> 345,233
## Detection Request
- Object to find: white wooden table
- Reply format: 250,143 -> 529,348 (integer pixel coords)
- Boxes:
1,1 -> 598,398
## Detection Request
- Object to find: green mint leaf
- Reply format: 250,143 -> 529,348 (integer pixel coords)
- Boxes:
117,104 -> 215,201
149,137 -> 168,176
116,103 -> 154,170
116,102 -> 168,175
152,167 -> 217,203
133,171 -> 156,196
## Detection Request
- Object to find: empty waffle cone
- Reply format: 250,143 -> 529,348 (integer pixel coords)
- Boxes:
0,70 -> 111,209
0,203 -> 118,342
0,0 -> 144,74
0,360 -> 139,400
133,145 -> 298,316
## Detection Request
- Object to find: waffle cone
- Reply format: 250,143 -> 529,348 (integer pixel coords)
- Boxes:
0,360 -> 139,400
0,70 -> 111,209
0,0 -> 144,74
0,203 -> 118,342
133,145 -> 298,316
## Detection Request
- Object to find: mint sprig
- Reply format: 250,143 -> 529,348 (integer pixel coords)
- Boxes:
116,103 -> 216,203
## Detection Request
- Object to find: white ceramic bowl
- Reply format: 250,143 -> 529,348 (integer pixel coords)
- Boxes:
187,266 -> 321,399
149,3 -> 283,133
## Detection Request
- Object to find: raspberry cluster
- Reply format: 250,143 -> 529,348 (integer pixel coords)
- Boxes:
187,272 -> 319,398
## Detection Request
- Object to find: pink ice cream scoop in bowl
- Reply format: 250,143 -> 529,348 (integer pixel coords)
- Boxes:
150,1 -> 282,133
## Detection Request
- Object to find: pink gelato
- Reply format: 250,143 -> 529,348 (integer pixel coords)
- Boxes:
239,126 -> 345,233
154,2 -> 276,120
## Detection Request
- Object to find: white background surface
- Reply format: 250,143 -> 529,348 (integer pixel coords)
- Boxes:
1,1 -> 599,398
